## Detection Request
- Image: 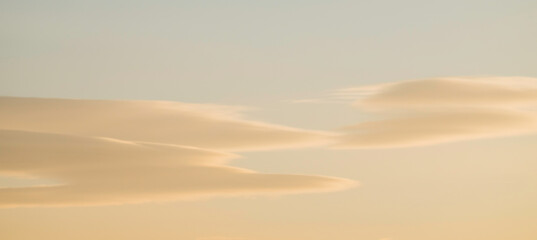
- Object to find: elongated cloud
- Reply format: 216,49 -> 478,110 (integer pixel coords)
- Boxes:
0,130 -> 355,208
354,77 -> 537,109
334,76 -> 537,148
338,109 -> 537,148
0,97 -> 328,151
0,97 -> 356,207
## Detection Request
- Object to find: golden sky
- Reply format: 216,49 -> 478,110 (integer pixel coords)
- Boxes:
1,1 -> 537,240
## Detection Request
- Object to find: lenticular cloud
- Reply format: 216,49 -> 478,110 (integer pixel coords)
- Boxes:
0,97 -> 355,208
334,76 -> 537,148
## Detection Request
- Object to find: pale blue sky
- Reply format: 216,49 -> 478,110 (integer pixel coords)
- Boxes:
2,0 -> 536,104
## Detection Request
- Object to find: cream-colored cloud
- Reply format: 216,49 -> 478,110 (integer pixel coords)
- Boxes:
353,76 -> 537,109
0,130 -> 355,208
0,97 -> 357,207
336,109 -> 537,148
335,76 -> 537,148
0,97 -> 328,151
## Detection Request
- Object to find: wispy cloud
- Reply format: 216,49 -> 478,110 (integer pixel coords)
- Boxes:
289,87 -> 374,104
333,76 -> 537,148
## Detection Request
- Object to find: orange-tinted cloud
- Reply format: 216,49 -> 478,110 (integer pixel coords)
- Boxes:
0,97 -> 328,151
354,76 -> 537,109
334,76 -> 537,148
0,97 -> 356,207
337,109 -> 537,148
0,130 -> 355,208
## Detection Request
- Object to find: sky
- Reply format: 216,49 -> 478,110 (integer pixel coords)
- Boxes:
1,0 -> 537,240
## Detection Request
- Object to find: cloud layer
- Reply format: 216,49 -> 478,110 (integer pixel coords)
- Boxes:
0,97 -> 328,151
0,130 -> 354,208
0,97 -> 355,207
335,76 -> 537,148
